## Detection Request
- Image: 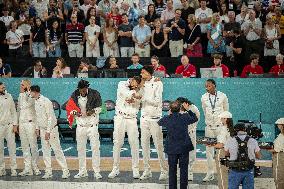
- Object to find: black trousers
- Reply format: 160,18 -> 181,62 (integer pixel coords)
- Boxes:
168,152 -> 189,189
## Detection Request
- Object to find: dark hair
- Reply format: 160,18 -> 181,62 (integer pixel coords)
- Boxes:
142,65 -> 154,75
121,13 -> 128,17
170,100 -> 181,113
151,55 -> 159,62
132,53 -> 140,58
77,80 -> 90,89
49,20 -> 61,41
34,60 -> 42,65
219,3 -> 228,16
138,15 -> 145,20
132,76 -> 142,84
233,28 -> 241,35
30,85 -> 41,92
206,79 -> 216,86
147,4 -> 156,15
86,7 -> 96,20
105,18 -> 114,28
234,123 -> 246,132
176,97 -> 193,105
80,58 -> 90,65
227,118 -> 236,137
0,82 -> 3,85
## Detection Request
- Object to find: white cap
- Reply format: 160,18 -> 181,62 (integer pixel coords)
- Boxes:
218,111 -> 232,119
275,118 -> 284,125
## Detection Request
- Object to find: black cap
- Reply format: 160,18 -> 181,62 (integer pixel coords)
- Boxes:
234,123 -> 246,132
142,65 -> 154,75
77,80 -> 90,89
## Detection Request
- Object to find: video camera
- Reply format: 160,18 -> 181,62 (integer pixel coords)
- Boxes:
237,120 -> 263,140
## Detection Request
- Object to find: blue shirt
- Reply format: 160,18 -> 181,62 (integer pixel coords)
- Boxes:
127,63 -> 143,69
128,7 -> 139,27
0,64 -> 12,76
158,111 -> 197,154
132,24 -> 151,44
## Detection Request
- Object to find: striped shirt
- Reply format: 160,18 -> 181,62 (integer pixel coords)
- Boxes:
66,23 -> 84,43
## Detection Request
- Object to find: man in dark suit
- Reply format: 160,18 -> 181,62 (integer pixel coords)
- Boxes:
22,60 -> 47,78
158,100 -> 197,189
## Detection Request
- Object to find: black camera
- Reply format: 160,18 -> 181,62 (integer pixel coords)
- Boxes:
237,120 -> 263,140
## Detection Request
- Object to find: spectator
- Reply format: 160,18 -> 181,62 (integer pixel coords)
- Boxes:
118,13 -> 134,57
0,21 -> 8,57
154,0 -> 166,17
120,2 -> 139,27
85,16 -> 100,57
132,15 -> 151,57
272,7 -> 284,45
46,20 -> 62,57
219,3 -> 229,24
29,17 -> 46,58
107,5 -> 122,28
180,0 -> 195,23
145,4 -> 159,29
151,55 -> 167,77
0,57 -> 12,78
211,53 -> 230,77
77,58 -> 97,76
165,8 -> 185,57
207,13 -> 226,55
160,0 -> 175,27
43,0 -> 64,28
241,53 -> 264,78
63,0 -> 73,16
175,55 -> 196,78
85,7 -> 101,26
241,9 -> 263,60
31,0 -> 49,20
6,21 -> 24,57
98,0 -> 116,28
67,0 -> 85,23
135,0 -> 153,16
270,53 -> 284,76
151,18 -> 168,57
184,14 -> 202,57
195,0 -> 213,55
116,0 -> 135,10
103,18 -> 119,57
81,0 -> 92,18
52,57 -> 71,78
108,56 -> 119,69
22,60 -> 47,78
188,0 -> 199,10
235,4 -> 249,27
230,28 -> 245,76
127,53 -> 143,69
65,14 -> 85,57
254,1 -> 266,23
0,7 -> 14,28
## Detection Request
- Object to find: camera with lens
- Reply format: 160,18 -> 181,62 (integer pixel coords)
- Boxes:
237,120 -> 263,140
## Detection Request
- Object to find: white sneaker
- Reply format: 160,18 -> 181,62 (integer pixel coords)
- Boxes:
0,169 -> 6,177
42,171 -> 53,179
19,169 -> 33,176
133,170 -> 140,179
140,170 -> 152,180
62,170 -> 70,179
203,173 -> 214,182
159,171 -> 168,181
74,171 -> 88,179
108,168 -> 120,179
11,169 -> 17,177
94,172 -> 102,179
188,172 -> 193,181
33,167 -> 41,176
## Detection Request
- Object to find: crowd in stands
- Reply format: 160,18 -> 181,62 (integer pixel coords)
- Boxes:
0,0 -> 283,77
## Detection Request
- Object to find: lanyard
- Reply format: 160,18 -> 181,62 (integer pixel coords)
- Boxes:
209,91 -> 217,114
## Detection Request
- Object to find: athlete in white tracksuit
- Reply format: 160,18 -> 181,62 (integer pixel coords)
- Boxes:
18,80 -> 41,176
0,82 -> 18,177
30,85 -> 70,179
108,78 -> 141,179
201,79 -> 229,181
139,66 -> 168,181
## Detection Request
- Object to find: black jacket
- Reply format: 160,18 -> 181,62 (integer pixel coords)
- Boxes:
21,66 -> 48,78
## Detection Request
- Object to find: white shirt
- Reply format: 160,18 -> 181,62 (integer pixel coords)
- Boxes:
0,92 -> 17,126
140,77 -> 163,118
6,29 -> 24,49
201,91 -> 229,126
85,25 -> 100,46
274,133 -> 284,152
34,95 -> 57,132
241,18 -> 262,41
195,7 -> 213,33
115,80 -> 140,118
0,16 -> 14,27
34,70 -> 40,78
188,104 -> 200,131
31,0 -> 49,20
76,96 -> 99,126
217,125 -> 231,144
18,92 -> 36,124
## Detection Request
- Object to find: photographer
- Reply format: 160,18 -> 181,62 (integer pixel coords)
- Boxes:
224,123 -> 261,189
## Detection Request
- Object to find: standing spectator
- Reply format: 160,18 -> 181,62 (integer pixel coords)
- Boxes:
188,0 -> 200,10
0,57 -> 12,78
151,55 -> 167,76
272,7 -> 284,45
120,2 -> 139,27
175,55 -> 196,78
0,21 -> 8,57
235,4 -> 249,27
65,14 -> 85,58
107,5 -> 122,28
52,57 -> 71,78
46,20 -> 62,57
108,56 -> 119,69
254,1 -> 266,23
180,0 -> 195,23
31,0 -> 48,20
103,18 -> 119,57
81,0 -> 92,18
6,21 -> 24,57
184,14 -> 202,58
85,7 -> 101,26
145,4 -> 159,29
270,53 -> 284,76
195,0 -> 213,55
151,18 -> 168,57
211,53 -> 230,78
98,0 -> 115,28
160,0 -> 175,27
165,9 -> 185,57
135,0 -> 153,16
29,17 -> 46,58
127,53 -> 143,69
132,15 -> 151,57
43,0 -> 64,28
219,3 -> 229,24
241,53 -> 264,78
118,13 -> 134,57
0,7 -> 14,28
207,13 -> 226,55
230,28 -> 245,76
85,16 -> 100,57
154,0 -> 166,17
67,0 -> 85,23
22,60 -> 47,78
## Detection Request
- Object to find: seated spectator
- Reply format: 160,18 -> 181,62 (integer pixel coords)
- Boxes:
107,5 -> 122,27
120,2 -> 139,27
180,0 -> 195,22
103,18 -> 119,57
6,21 -> 24,57
29,17 -> 46,58
85,16 -> 101,57
67,0 -> 85,23
151,55 -> 167,77
154,0 -> 166,17
0,57 -> 12,78
175,55 -> 196,78
160,0 -> 175,27
85,7 -> 101,26
127,53 -> 143,69
211,54 -> 229,78
77,58 -> 97,74
241,54 -> 264,78
108,56 -> 119,69
145,4 -> 159,29
118,13 -> 134,57
22,60 -> 47,78
52,58 -> 71,78
184,14 -> 202,57
151,18 -> 168,57
0,7 -> 14,28
270,54 -> 284,76
46,20 -> 62,57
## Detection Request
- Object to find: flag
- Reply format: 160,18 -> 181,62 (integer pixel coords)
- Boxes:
66,98 -> 81,128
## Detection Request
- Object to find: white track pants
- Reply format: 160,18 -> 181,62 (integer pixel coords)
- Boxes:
112,115 -> 139,172
205,126 -> 220,174
188,128 -> 196,174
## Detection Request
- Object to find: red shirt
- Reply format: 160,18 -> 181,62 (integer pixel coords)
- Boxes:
241,64 -> 264,78
211,64 -> 230,77
175,64 -> 196,78
107,13 -> 122,26
269,64 -> 284,76
154,65 -> 167,75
